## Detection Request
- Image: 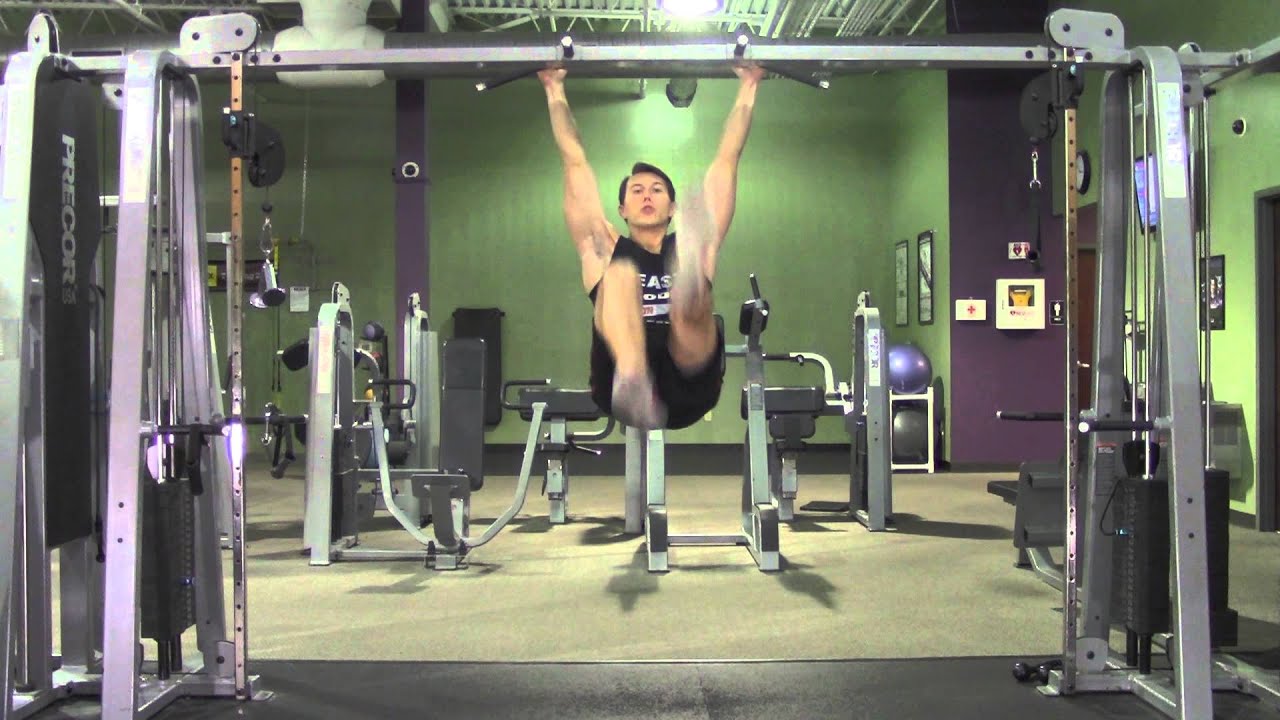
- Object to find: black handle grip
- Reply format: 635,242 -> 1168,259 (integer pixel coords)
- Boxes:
758,63 -> 829,90
1078,418 -> 1156,433
243,414 -> 308,427
749,273 -> 761,300
369,378 -> 417,412
184,430 -> 205,496
475,67 -> 539,92
996,411 -> 1066,422
153,421 -> 226,435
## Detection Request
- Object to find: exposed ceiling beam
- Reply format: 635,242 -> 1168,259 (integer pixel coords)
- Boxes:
907,0 -> 938,35
876,0 -> 912,36
1,0 -> 265,12
428,0 -> 453,31
0,0 -> 945,38
109,0 -> 167,33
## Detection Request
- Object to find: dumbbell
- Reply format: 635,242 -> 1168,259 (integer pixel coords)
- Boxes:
1012,658 -> 1063,684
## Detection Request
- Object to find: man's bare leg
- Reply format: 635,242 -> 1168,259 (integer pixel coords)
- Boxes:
669,186 -> 719,374
595,258 -> 667,429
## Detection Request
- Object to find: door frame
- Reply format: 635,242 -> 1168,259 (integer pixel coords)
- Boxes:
1254,187 -> 1280,532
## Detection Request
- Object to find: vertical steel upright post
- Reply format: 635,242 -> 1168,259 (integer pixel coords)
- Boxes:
1137,46 -> 1213,720
102,50 -> 172,720
0,45 -> 53,720
225,53 -> 251,699
1061,86 -> 1081,693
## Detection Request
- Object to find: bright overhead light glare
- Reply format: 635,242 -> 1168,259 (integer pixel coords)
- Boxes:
660,0 -> 722,17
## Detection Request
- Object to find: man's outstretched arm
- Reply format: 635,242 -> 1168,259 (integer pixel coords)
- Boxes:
540,69 -> 615,285
703,65 -> 766,246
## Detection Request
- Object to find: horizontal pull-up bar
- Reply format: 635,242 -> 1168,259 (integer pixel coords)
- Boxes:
58,33 -> 1243,81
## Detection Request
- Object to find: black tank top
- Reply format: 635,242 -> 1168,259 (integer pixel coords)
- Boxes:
589,233 -> 676,325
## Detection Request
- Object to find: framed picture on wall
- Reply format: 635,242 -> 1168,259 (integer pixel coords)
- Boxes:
895,240 -> 909,327
1200,254 -> 1225,331
918,230 -> 934,325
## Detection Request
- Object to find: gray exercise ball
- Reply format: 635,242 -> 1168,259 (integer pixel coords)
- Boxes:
892,405 -> 930,463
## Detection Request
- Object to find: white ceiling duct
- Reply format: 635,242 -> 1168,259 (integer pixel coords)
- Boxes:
273,0 -> 386,88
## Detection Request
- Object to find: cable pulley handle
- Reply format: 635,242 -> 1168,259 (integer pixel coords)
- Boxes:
368,378 -> 417,412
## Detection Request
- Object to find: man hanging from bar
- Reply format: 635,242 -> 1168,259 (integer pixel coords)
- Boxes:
537,64 -> 766,431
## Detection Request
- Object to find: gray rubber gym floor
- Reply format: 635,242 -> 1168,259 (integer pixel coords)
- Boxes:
45,657 -> 1280,719
40,463 -> 1280,718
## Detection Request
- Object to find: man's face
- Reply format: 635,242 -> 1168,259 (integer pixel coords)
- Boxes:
619,172 -> 675,230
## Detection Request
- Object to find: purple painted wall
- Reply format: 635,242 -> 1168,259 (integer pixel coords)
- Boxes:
947,0 -> 1069,464
395,1 -> 430,322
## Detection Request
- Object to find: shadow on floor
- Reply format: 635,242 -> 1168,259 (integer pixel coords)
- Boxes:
889,513 -> 1013,540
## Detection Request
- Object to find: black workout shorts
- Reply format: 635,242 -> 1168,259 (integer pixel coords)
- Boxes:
589,321 -> 725,431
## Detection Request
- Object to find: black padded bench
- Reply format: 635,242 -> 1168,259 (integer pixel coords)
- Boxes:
987,480 -> 1018,504
987,459 -> 1066,588
740,386 -> 827,450
505,385 -> 613,525
740,386 -> 828,520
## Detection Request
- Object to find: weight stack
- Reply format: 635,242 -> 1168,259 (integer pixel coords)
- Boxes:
1112,470 -> 1237,648
1205,468 -> 1239,647
1114,479 -> 1170,636
141,480 -> 197,641
452,308 -> 504,427
850,419 -> 869,508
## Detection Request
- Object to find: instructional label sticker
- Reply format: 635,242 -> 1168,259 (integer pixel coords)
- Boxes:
121,87 -> 155,203
867,331 -> 882,387
1158,82 -> 1189,200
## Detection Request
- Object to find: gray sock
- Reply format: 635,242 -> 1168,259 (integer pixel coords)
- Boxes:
611,372 -> 667,431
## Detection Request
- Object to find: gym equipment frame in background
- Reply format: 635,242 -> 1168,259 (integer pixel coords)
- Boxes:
4,6 -> 1279,720
0,18 -> 262,720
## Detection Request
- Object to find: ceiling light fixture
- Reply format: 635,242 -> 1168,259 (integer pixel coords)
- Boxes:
658,0 -> 723,18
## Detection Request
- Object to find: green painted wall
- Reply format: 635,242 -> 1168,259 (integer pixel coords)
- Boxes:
195,73 -> 937,446
1054,0 -> 1280,513
201,85 -> 401,425
429,74 -> 906,443
875,70 -> 952,462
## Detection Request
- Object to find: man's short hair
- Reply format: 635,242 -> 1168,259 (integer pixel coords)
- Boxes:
618,162 -> 676,205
